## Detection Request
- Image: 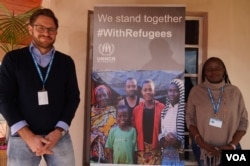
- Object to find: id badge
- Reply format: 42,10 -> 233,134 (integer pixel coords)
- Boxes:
38,91 -> 49,105
209,118 -> 222,128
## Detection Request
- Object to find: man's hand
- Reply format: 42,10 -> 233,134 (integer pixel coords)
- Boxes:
32,135 -> 53,156
39,128 -> 62,155
18,126 -> 53,156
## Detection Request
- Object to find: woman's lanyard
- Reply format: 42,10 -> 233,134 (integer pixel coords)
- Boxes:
31,51 -> 55,90
207,86 -> 224,115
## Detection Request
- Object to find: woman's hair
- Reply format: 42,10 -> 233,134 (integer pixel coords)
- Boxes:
201,57 -> 231,84
92,85 -> 111,104
163,79 -> 185,115
29,8 -> 59,28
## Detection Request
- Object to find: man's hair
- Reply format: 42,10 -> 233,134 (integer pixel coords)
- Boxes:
141,79 -> 155,89
116,104 -> 129,113
29,8 -> 59,28
125,77 -> 137,84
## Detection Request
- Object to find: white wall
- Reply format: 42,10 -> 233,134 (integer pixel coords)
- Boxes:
40,0 -> 250,165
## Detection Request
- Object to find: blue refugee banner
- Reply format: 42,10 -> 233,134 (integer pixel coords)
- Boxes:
90,5 -> 185,166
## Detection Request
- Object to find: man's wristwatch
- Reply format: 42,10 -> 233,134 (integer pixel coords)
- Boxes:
55,127 -> 66,137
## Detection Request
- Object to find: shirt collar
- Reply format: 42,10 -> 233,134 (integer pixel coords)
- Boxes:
29,42 -> 55,57
169,103 -> 178,109
29,43 -> 55,67
204,79 -> 225,90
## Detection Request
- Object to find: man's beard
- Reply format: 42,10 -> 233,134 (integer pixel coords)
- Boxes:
127,91 -> 137,98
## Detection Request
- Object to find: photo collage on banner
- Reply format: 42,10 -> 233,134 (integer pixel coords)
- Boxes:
90,5 -> 185,166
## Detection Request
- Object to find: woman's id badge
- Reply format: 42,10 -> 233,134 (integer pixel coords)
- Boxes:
38,90 -> 49,105
209,118 -> 222,128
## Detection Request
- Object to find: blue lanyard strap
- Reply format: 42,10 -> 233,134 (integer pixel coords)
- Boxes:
31,51 -> 55,90
207,86 -> 224,114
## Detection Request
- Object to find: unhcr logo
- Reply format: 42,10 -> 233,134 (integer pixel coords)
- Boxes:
97,42 -> 116,63
98,42 -> 115,56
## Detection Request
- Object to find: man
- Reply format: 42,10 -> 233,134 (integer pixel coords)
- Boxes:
118,77 -> 143,124
0,8 -> 80,166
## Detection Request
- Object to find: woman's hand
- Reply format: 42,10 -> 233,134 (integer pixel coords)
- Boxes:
195,135 -> 221,157
164,132 -> 177,145
218,144 -> 235,150
198,141 -> 221,157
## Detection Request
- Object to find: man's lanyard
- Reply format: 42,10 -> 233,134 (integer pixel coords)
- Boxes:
207,86 -> 224,114
31,51 -> 55,90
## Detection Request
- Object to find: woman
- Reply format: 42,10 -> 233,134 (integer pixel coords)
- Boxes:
132,79 -> 165,165
186,57 -> 248,166
159,79 -> 185,166
90,85 -> 116,163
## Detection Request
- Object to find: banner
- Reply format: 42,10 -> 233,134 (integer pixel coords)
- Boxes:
90,5 -> 185,165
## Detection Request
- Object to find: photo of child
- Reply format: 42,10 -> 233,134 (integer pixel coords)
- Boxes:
105,104 -> 137,164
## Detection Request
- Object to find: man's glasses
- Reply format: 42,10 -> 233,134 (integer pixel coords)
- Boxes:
32,24 -> 57,35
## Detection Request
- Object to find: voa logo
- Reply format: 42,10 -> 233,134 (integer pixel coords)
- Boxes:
226,154 -> 246,161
